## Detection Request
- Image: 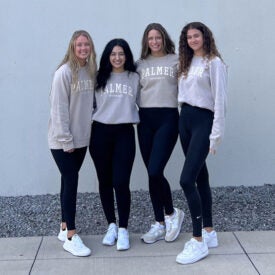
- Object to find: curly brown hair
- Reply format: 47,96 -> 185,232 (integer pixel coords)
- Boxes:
140,23 -> 175,59
178,22 -> 222,77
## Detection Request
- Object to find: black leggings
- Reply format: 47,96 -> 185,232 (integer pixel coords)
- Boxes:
179,104 -> 214,237
89,121 -> 135,228
51,147 -> 87,231
137,108 -> 179,222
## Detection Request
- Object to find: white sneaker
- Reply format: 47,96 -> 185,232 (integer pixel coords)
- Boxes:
102,223 -> 118,246
176,238 -> 208,264
117,228 -> 130,251
165,208 -> 184,242
63,234 -> 91,257
141,222 -> 165,244
202,229 -> 218,248
57,224 -> 67,242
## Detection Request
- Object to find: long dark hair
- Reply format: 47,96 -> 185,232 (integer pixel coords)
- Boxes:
96,38 -> 136,90
178,22 -> 222,77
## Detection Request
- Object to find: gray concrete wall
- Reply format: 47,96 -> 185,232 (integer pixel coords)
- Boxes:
0,0 -> 274,196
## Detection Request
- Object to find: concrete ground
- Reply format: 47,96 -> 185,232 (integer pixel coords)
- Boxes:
0,231 -> 274,275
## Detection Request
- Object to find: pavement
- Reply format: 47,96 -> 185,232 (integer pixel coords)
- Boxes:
0,231 -> 274,275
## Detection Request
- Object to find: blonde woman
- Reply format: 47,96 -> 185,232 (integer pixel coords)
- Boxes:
48,30 -> 96,257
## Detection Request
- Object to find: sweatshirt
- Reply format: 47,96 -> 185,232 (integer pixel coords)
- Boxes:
92,71 -> 140,124
178,56 -> 227,151
48,63 -> 94,151
136,54 -> 178,108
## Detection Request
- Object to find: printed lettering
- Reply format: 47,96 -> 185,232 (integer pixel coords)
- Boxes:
189,66 -> 204,77
141,66 -> 174,79
71,80 -> 93,92
102,83 -> 133,97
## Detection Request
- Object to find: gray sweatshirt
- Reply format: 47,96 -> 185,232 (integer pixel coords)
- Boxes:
48,63 -> 94,151
178,56 -> 227,151
136,54 -> 178,108
92,71 -> 140,124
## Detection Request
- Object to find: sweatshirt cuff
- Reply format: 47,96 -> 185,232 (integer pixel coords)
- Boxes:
62,141 -> 74,152
209,138 -> 220,152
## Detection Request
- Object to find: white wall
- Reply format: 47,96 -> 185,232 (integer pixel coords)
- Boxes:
0,0 -> 274,196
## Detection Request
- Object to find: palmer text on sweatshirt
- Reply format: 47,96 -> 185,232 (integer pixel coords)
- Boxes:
48,63 -> 94,151
136,54 -> 178,108
178,56 -> 227,151
92,71 -> 140,124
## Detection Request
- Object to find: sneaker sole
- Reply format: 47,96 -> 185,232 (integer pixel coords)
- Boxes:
58,235 -> 66,242
102,240 -> 116,246
117,245 -> 130,251
63,245 -> 91,257
165,211 -> 185,242
141,235 -> 165,244
176,250 -> 208,264
207,241 -> 218,248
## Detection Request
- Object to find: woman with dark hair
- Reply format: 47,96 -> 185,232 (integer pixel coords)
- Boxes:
176,22 -> 227,264
48,30 -> 96,257
89,38 -> 139,251
136,23 -> 184,244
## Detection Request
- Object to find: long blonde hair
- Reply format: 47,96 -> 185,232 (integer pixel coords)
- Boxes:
57,30 -> 97,85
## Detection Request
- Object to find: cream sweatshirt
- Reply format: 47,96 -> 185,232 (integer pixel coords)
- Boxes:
136,54 -> 178,108
92,71 -> 140,124
48,63 -> 94,151
178,56 -> 227,151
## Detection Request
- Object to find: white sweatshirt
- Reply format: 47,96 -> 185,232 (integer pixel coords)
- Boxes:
136,54 -> 178,108
178,56 -> 227,151
92,71 -> 140,124
48,63 -> 94,151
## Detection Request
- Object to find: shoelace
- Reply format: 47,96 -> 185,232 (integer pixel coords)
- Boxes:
182,240 -> 196,253
149,223 -> 162,233
72,235 -> 85,248
106,225 -> 116,233
165,213 -> 178,231
165,219 -> 172,231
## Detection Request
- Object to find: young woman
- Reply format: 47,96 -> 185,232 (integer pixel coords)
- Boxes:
89,39 -> 139,251
176,22 -> 227,264
136,23 -> 184,244
48,30 -> 97,256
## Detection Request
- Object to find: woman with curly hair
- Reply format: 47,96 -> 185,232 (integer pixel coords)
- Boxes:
137,23 -> 184,245
48,30 -> 97,257
176,22 -> 227,264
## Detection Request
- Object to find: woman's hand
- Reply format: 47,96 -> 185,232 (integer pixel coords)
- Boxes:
209,148 -> 216,155
65,148 -> 75,153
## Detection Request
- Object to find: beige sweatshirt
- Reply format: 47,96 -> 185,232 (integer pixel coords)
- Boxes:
178,56 -> 227,151
136,54 -> 178,108
48,63 -> 94,151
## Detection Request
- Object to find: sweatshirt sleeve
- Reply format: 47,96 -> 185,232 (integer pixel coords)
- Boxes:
209,58 -> 228,151
50,67 -> 74,151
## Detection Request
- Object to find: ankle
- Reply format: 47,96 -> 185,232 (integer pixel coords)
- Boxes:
61,222 -> 67,231
203,227 -> 214,233
193,236 -> 203,242
67,229 -> 76,239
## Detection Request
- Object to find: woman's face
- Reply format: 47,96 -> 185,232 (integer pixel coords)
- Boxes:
186,28 -> 204,56
74,35 -> 91,66
110,46 -> 126,72
147,29 -> 164,56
